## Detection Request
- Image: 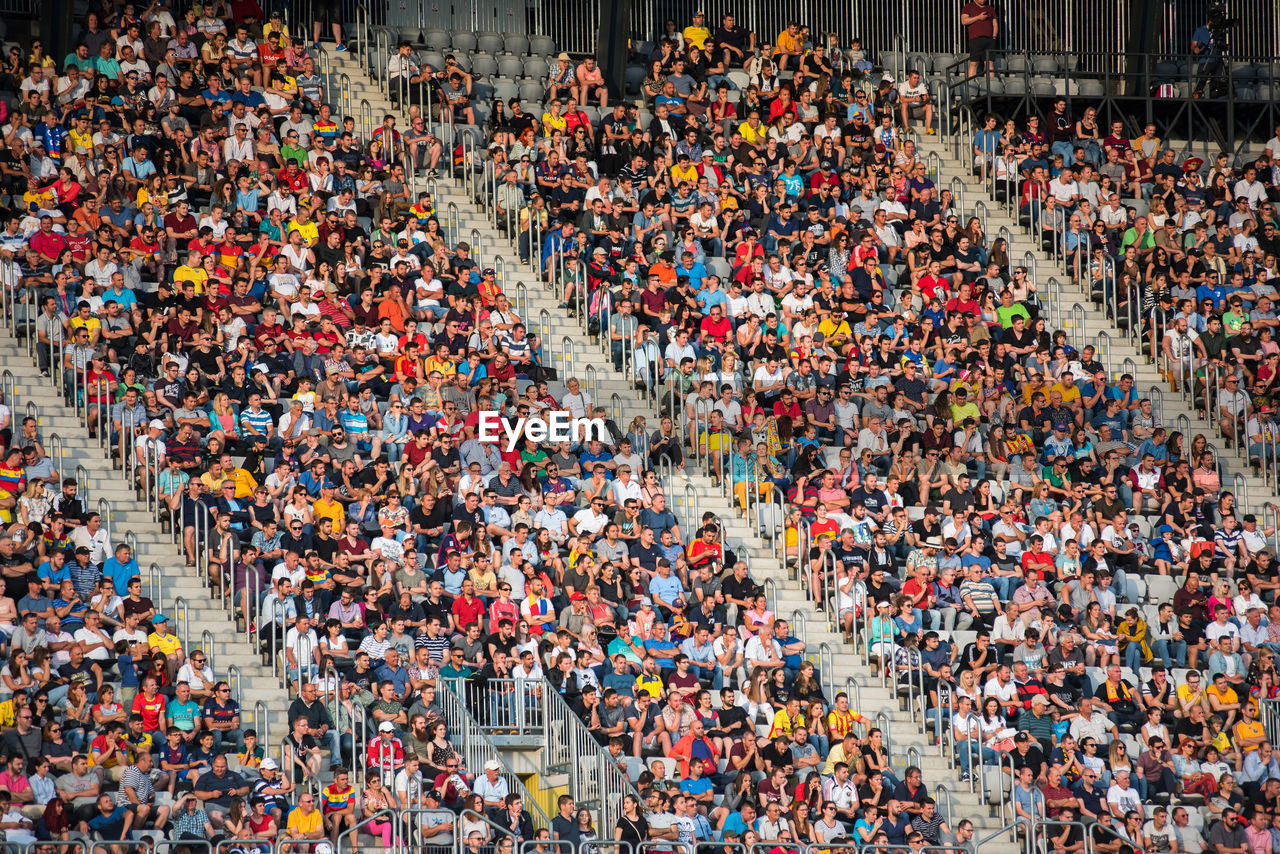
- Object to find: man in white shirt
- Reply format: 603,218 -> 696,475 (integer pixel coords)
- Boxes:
1105,768 -> 1143,820
72,611 -> 114,665
1234,166 -> 1267,209
471,761 -> 509,811
69,513 -> 111,565
897,69 -> 934,132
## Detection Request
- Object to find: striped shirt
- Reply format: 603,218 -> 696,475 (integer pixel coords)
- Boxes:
357,635 -> 391,661
339,409 -> 369,437
238,407 -> 273,436
415,633 -> 449,664
959,578 -> 1000,615
116,765 -> 154,806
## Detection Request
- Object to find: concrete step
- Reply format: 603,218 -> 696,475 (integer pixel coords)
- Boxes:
333,61 -> 1022,849
914,133 -> 1278,511
0,337 -> 294,744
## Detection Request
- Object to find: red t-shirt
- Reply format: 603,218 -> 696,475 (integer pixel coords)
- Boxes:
919,274 -> 950,302
132,692 -> 165,731
451,595 -> 485,629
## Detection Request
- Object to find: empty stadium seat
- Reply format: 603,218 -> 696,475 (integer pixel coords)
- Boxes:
524,55 -> 553,80
504,33 -> 530,56
500,55 -> 528,79
471,53 -> 498,78
476,32 -> 505,54
492,77 -> 520,103
452,33 -> 477,53
423,28 -> 450,50
519,80 -> 545,102
529,34 -> 557,56
1033,56 -> 1060,74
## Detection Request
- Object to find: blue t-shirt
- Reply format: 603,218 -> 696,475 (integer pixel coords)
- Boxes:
102,557 -> 139,594
721,811 -> 756,839
37,560 -> 71,587
644,639 -> 677,667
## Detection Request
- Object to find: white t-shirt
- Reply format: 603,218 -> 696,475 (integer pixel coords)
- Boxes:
899,80 -> 928,100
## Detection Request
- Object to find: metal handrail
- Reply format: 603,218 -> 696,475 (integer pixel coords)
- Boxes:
432,676 -> 550,829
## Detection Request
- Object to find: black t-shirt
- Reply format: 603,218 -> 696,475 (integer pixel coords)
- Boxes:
759,742 -> 794,771
1009,744 -> 1046,773
484,630 -> 517,659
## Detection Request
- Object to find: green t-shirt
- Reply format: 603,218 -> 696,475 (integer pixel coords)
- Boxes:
166,698 -> 201,732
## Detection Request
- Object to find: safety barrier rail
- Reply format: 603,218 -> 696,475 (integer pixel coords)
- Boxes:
432,676 -> 551,830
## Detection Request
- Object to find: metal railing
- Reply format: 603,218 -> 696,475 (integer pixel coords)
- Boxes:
540,673 -> 643,832
432,676 -> 550,830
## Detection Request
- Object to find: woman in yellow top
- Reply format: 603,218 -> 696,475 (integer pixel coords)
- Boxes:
1116,607 -> 1154,672
136,174 -> 168,212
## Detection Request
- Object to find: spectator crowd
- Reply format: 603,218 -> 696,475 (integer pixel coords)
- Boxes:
1,1 -> 1280,854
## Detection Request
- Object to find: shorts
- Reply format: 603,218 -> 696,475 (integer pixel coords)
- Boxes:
969,36 -> 995,62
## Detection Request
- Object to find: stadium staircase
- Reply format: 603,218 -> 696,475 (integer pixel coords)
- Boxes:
325,46 -> 1029,851
0,325 -> 294,757
912,127 -> 1278,524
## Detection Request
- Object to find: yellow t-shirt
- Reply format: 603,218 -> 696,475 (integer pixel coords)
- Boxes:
148,630 -> 182,656
1206,683 -> 1239,711
774,30 -> 800,56
287,807 -> 322,838
682,25 -> 711,50
817,317 -> 852,342
540,112 -> 567,137
288,218 -> 319,246
670,163 -> 699,185
68,315 -> 102,338
634,672 -> 663,699
421,354 -> 456,378
1234,720 -> 1265,752
1051,382 -> 1081,405
1176,684 -> 1204,708
173,264 -> 207,295
224,466 -> 258,498
68,128 -> 94,156
951,401 -> 982,423
312,497 -> 345,531
768,708 -> 805,739
738,121 -> 766,145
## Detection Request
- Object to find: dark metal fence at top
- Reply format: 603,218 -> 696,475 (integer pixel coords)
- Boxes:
321,0 -> 1279,63
942,48 -> 1280,158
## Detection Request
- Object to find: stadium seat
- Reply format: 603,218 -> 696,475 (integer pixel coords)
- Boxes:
504,33 -> 530,56
476,32 -> 505,54
1033,56 -> 1060,74
529,34 -> 557,56
471,52 -> 499,78
492,77 -> 520,103
452,33 -> 477,53
499,55 -> 528,79
527,55 -> 558,80
519,79 -> 545,102
423,28 -> 450,50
